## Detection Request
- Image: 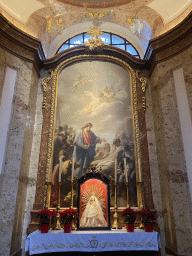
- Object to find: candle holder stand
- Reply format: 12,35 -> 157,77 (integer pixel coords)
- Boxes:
137,181 -> 145,229
112,182 -> 121,229
70,177 -> 78,230
125,181 -> 130,208
55,181 -> 63,229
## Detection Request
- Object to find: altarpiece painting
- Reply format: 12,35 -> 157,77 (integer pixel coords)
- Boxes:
50,60 -> 137,209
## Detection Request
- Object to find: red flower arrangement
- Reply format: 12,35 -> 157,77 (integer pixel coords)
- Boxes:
139,209 -> 156,223
37,209 -> 57,217
60,208 -> 78,224
121,208 -> 138,224
37,209 -> 57,225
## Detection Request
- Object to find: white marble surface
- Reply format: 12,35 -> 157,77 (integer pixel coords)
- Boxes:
0,51 -> 33,256
20,71 -> 46,256
145,78 -> 166,256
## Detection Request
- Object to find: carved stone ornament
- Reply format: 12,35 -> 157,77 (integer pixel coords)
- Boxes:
136,70 -> 147,111
85,26 -> 105,50
83,166 -> 104,179
41,70 -> 53,110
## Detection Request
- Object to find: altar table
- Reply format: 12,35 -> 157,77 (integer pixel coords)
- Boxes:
25,229 -> 161,255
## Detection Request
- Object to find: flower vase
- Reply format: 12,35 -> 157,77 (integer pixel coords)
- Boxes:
40,223 -> 50,233
126,223 -> 134,232
64,223 -> 72,233
144,222 -> 153,232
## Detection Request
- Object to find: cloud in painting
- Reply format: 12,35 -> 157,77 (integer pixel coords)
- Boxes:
57,60 -> 132,141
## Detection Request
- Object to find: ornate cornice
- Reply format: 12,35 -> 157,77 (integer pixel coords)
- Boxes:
145,11 -> 192,73
0,14 -> 45,70
43,44 -> 147,71
58,0 -> 134,8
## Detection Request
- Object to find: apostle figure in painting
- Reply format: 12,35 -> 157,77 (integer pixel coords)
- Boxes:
72,123 -> 105,178
80,195 -> 107,227
91,138 -> 124,179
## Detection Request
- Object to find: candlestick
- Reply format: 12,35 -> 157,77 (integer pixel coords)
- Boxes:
137,181 -> 145,229
71,157 -> 74,182
112,182 -> 121,229
70,178 -> 78,230
56,181 -> 62,229
59,156 -> 62,183
124,158 -> 128,182
115,158 -> 117,182
47,169 -> 50,182
138,157 -> 142,182
125,182 -> 130,208
47,158 -> 52,182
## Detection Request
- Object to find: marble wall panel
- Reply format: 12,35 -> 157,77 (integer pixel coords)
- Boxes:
182,47 -> 192,128
20,72 -> 45,256
0,49 -> 38,256
149,66 -> 178,254
158,57 -> 192,255
10,66 -> 40,256
145,79 -> 166,256
147,46 -> 192,255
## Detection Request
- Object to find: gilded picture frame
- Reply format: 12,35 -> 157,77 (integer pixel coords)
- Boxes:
44,55 -> 142,210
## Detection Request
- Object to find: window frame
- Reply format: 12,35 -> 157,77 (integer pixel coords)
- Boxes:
56,32 -> 140,58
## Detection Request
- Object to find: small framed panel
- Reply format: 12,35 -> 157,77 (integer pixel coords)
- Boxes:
77,170 -> 110,230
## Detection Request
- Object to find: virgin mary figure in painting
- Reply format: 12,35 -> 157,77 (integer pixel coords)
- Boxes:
72,122 -> 106,178
80,195 -> 107,227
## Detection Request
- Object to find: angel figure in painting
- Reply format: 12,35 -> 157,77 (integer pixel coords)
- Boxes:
80,195 -> 107,227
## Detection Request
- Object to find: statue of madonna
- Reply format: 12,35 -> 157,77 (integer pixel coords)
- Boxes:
80,195 -> 107,227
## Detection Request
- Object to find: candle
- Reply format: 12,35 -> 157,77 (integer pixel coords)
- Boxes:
47,168 -> 50,182
138,157 -> 142,182
71,157 -> 75,182
124,158 -> 128,182
115,158 -> 117,182
59,156 -> 62,182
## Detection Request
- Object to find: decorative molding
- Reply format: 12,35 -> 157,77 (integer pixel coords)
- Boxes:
57,0 -> 133,8
136,70 -> 147,111
0,14 -> 45,69
83,166 -> 105,179
145,11 -> 192,73
84,26 -> 105,50
43,44 -> 147,70
41,71 -> 54,110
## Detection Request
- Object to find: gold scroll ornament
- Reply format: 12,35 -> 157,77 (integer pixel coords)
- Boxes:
136,70 -> 147,111
85,26 -> 105,50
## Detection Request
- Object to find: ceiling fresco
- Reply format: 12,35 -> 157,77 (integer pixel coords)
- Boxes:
0,0 -> 191,58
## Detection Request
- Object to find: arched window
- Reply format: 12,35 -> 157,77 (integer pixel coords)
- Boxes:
56,32 -> 140,58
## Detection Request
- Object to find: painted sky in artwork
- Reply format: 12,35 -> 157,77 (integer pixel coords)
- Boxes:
57,60 -> 131,144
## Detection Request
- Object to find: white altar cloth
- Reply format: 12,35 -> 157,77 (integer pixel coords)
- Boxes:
25,229 -> 161,255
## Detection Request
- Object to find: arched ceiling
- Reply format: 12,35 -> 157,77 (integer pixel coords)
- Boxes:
0,0 -> 191,58
56,0 -> 153,8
